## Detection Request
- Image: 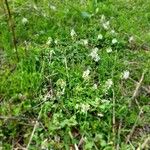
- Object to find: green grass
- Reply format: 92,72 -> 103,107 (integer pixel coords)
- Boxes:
0,0 -> 150,149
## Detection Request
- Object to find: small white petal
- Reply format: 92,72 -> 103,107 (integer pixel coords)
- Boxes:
111,30 -> 115,34
94,55 -> 100,62
122,70 -> 130,79
101,99 -> 110,103
97,113 -> 104,117
97,34 -> 103,40
54,39 -> 58,44
129,36 -> 134,43
93,84 -> 98,90
82,69 -> 90,79
112,38 -> 118,44
105,79 -> 113,89
82,39 -> 88,45
103,21 -> 109,30
75,104 -> 79,109
90,48 -> 100,62
106,47 -> 112,53
70,29 -> 76,37
22,17 -> 28,24
50,5 -> 56,11
46,37 -> 52,45
81,104 -> 90,113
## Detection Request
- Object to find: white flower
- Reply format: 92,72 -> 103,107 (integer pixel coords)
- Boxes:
97,34 -> 103,40
129,36 -> 134,43
105,79 -> 113,89
122,70 -> 130,79
82,69 -> 90,79
103,21 -> 109,30
106,47 -> 112,53
56,79 -> 66,88
97,113 -> 104,117
54,39 -> 58,45
101,99 -> 110,103
94,55 -> 100,62
22,17 -> 28,24
110,30 -> 115,34
90,48 -> 100,62
75,104 -> 79,109
54,135 -> 60,142
81,103 -> 90,113
46,37 -> 52,45
50,5 -> 56,11
93,84 -> 98,90
70,29 -> 76,37
91,47 -> 98,55
112,38 -> 118,44
82,39 -> 88,46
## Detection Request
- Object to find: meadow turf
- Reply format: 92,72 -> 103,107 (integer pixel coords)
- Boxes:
0,0 -> 150,149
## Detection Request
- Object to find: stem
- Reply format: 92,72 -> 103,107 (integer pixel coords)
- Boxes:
4,0 -> 19,61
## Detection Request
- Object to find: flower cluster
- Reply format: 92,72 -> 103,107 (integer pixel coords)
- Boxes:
82,69 -> 90,80
22,17 -> 28,24
90,48 -> 100,62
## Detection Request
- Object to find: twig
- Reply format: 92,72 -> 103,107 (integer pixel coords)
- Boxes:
137,136 -> 150,150
116,119 -> 122,150
74,144 -> 79,150
0,116 -> 28,120
129,77 -> 150,94
112,89 -> 116,148
4,0 -> 19,61
26,106 -> 43,149
129,72 -> 145,107
126,107 -> 143,144
64,57 -> 69,80
132,72 -> 145,99
128,140 -> 135,150
69,131 -> 79,150
78,136 -> 84,148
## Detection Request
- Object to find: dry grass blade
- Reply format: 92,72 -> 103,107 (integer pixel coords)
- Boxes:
129,72 -> 145,107
132,72 -> 145,99
137,136 -> 150,150
129,77 -> 150,94
126,108 -> 143,144
116,120 -> 122,150
112,89 -> 116,148
26,105 -> 43,150
78,136 -> 84,148
4,0 -> 19,61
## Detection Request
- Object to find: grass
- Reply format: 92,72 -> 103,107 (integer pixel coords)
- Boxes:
0,0 -> 150,149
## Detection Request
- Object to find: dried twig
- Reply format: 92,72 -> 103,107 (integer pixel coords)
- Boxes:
129,77 -> 150,94
132,72 -> 145,99
116,120 -> 122,150
69,131 -> 79,150
126,107 -> 143,144
78,136 -> 84,148
137,136 -> 150,150
26,106 -> 43,149
4,0 -> 19,61
129,72 -> 145,107
0,116 -> 28,121
112,89 -> 116,148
